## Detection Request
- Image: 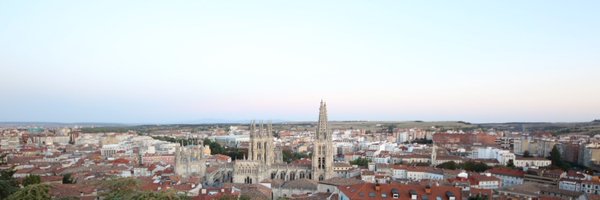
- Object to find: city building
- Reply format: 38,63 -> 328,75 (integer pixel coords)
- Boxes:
487,167 -> 525,188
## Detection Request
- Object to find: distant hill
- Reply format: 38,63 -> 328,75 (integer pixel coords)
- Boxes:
0,122 -> 127,128
180,119 -> 287,124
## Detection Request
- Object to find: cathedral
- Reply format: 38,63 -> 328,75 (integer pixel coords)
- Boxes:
175,101 -> 336,185
232,100 -> 335,183
174,140 -> 210,177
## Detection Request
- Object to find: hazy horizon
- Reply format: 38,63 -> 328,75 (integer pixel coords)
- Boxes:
2,1 -> 599,123
1,118 -> 599,125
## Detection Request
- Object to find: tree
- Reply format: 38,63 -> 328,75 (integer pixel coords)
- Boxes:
219,195 -> 245,200
0,168 -> 19,200
225,148 -> 245,160
0,181 -> 18,200
129,190 -> 188,200
350,158 -> 370,167
62,173 -> 74,184
23,174 -> 41,186
436,161 -> 458,170
0,153 -> 7,164
282,149 -> 293,163
6,184 -> 50,200
412,139 -> 433,144
462,161 -> 490,172
468,195 -> 489,200
239,195 -> 251,200
387,125 -> 397,133
203,139 -> 225,155
550,145 -> 568,170
55,197 -> 79,200
506,159 -> 515,168
99,177 -> 188,200
99,177 -> 141,199
282,149 -> 309,163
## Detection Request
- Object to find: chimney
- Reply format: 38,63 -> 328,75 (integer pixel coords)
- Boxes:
425,185 -> 431,194
375,183 -> 381,192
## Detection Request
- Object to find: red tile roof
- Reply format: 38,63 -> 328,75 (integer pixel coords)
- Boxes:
338,182 -> 461,200
487,168 -> 525,178
41,176 -> 63,183
50,183 -> 97,198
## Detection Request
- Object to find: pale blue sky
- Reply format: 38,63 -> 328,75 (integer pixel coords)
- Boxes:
1,1 -> 599,123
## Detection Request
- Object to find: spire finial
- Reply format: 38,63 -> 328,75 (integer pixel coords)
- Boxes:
316,100 -> 328,139
260,120 -> 265,137
268,121 -> 273,137
250,120 -> 256,137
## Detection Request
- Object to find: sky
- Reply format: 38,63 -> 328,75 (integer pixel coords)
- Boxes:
1,1 -> 599,123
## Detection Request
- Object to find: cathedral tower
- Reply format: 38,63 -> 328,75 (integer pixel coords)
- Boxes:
312,100 -> 334,181
248,121 -> 275,166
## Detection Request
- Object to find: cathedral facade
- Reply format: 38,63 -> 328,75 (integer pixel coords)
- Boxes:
232,101 -> 335,183
175,142 -> 209,177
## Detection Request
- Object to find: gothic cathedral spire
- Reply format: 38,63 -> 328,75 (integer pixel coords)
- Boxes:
317,100 -> 329,140
313,100 -> 334,181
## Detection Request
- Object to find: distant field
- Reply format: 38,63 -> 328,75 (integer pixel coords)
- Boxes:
478,121 -> 600,135
68,120 -> 600,136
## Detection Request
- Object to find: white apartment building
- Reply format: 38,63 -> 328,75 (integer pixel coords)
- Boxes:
514,157 -> 551,168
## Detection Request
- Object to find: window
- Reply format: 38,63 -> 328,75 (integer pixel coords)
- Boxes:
369,192 -> 376,197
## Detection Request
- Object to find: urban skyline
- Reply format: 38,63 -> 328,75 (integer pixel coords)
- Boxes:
3,1 -> 600,199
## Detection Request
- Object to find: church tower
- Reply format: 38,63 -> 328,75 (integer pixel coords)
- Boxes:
312,100 -> 334,181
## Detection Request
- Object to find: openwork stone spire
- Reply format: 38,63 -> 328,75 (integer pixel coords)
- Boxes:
312,100 -> 334,181
316,100 -> 329,139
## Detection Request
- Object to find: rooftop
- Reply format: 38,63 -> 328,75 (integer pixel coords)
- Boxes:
338,182 -> 461,200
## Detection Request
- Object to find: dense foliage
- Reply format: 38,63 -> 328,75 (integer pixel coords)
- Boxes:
23,174 -> 41,186
350,157 -> 371,167
99,177 -> 188,200
62,173 -> 75,184
218,195 -> 250,200
152,136 -> 203,147
203,139 -> 226,155
409,139 -> 433,144
224,148 -> 246,160
550,145 -> 569,170
506,159 -> 515,168
436,161 -> 491,172
282,149 -> 310,163
436,161 -> 458,170
0,168 -> 19,200
6,184 -> 50,200
468,195 -> 489,200
0,153 -> 7,164
153,136 -> 248,160
462,161 -> 491,172
80,127 -> 134,133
